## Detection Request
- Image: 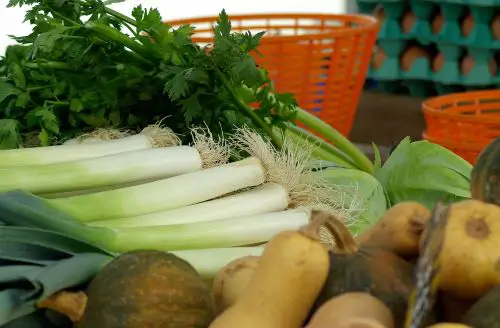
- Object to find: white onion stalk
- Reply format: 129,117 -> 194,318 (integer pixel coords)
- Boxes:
91,182 -> 289,227
40,178 -> 159,199
172,247 -> 264,279
0,147 -> 203,194
0,125 -> 180,167
105,209 -> 310,252
48,157 -> 266,222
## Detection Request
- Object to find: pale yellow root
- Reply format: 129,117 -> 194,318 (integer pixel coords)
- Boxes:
190,126 -> 231,168
230,126 -> 361,227
140,123 -> 182,147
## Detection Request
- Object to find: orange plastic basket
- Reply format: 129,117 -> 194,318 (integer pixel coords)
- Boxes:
422,90 -> 500,164
167,13 -> 379,136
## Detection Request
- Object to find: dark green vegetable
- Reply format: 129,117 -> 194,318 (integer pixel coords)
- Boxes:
77,250 -> 215,328
0,222 -> 113,326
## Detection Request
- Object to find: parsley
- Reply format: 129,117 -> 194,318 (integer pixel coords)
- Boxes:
0,0 -> 297,148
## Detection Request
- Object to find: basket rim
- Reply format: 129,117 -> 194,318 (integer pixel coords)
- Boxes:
422,89 -> 500,123
165,13 -> 380,41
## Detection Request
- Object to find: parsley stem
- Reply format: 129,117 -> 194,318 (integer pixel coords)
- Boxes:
85,22 -> 159,62
295,108 -> 374,174
214,68 -> 282,149
23,62 -> 73,70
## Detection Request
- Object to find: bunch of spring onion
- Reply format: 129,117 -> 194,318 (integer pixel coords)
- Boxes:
0,126 -> 361,278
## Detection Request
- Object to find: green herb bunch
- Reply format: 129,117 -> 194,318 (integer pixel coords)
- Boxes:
0,0 -> 298,148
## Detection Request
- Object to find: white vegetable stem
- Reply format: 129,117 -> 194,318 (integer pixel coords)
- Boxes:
0,129 -> 174,167
107,209 -> 310,252
49,157 -> 266,222
172,247 -> 264,279
0,147 -> 202,194
92,182 -> 289,227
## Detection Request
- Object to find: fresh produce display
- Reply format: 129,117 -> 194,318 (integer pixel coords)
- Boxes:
0,0 -> 496,327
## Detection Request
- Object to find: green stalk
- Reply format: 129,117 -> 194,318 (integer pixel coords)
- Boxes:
23,61 -> 73,70
284,124 -> 358,169
295,109 -> 374,174
215,69 -> 282,148
85,22 -> 159,62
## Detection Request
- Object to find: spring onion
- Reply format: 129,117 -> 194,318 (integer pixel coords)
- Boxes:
91,182 -> 289,227
48,157 -> 266,222
0,147 -> 204,194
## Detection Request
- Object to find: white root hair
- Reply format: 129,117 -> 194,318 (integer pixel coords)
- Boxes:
230,126 -> 362,226
140,123 -> 182,148
190,126 -> 231,168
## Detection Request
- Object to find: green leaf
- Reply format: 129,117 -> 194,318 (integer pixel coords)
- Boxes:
69,98 -> 84,112
35,108 -> 60,134
180,94 -> 202,124
0,119 -> 22,150
9,63 -> 26,89
15,92 -> 30,107
317,167 -> 388,236
109,111 -> 120,126
38,129 -> 50,147
0,82 -> 21,105
374,137 -> 472,209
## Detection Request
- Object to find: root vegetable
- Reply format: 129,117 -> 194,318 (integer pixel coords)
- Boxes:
438,199 -> 500,300
357,202 -> 430,259
208,210 -> 332,328
305,292 -> 394,328
401,46 -> 431,71
462,285 -> 500,328
211,256 -> 260,314
311,215 -> 414,328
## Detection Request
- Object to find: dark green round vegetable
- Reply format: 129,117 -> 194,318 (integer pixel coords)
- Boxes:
76,250 -> 215,328
471,137 -> 500,205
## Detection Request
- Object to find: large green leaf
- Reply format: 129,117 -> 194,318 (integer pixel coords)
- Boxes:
375,137 -> 472,209
316,167 -> 388,235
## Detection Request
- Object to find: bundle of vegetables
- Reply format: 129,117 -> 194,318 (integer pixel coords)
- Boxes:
0,0 -> 374,176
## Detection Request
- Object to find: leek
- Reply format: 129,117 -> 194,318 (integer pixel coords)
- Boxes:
0,191 -> 309,253
92,182 -> 288,227
0,126 -> 178,167
0,147 -> 203,194
48,157 -> 266,222
172,247 -> 264,279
